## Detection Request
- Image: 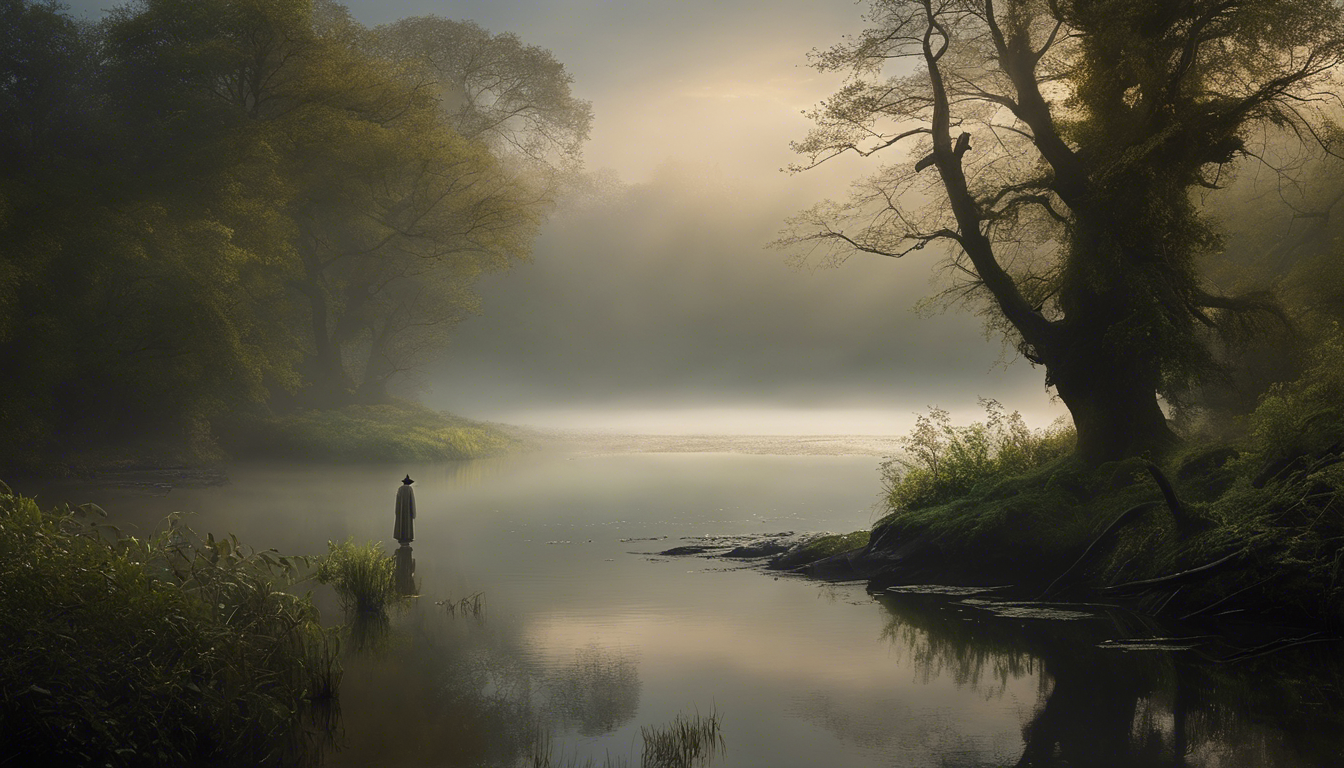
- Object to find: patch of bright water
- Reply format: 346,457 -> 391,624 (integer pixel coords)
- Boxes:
20,447 -> 1344,767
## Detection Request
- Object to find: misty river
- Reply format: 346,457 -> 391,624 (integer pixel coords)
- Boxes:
20,442 -> 1344,767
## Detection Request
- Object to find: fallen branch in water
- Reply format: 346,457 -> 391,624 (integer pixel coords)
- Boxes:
1178,574 -> 1278,621
1103,550 -> 1244,595
1151,584 -> 1184,616
1212,632 -> 1339,664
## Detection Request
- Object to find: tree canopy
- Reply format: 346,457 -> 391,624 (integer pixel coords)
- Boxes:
781,0 -> 1344,462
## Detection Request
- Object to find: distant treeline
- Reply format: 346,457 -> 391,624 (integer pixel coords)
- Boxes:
0,0 -> 589,468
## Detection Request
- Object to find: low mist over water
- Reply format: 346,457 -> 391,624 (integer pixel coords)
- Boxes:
20,444 -> 1344,767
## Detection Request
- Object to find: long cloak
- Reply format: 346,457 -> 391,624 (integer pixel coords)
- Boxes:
394,484 -> 416,543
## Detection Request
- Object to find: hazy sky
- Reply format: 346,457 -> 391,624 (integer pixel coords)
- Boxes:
65,0 -> 1065,434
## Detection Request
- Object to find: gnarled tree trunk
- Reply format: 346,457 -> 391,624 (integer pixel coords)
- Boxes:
1049,355 -> 1178,463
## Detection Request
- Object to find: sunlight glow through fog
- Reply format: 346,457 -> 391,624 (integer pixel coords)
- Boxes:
481,403 -> 1069,437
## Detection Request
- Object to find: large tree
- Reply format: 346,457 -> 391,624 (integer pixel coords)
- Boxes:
781,0 -> 1344,462
105,0 -> 589,407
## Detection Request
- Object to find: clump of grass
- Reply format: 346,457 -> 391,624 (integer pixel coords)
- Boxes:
641,710 -> 725,768
528,710 -> 724,768
223,400 -> 518,462
316,538 -> 403,615
530,729 -> 629,767
440,591 -> 485,617
0,484 -> 338,767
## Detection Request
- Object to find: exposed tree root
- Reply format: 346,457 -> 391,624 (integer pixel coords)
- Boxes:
1144,461 -> 1197,537
1038,501 -> 1161,599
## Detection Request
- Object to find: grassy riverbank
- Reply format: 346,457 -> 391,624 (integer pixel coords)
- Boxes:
785,338 -> 1344,627
220,401 -> 520,463
0,485 -> 338,766
3,401 -> 521,479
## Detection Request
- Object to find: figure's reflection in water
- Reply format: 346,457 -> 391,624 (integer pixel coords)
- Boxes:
875,594 -> 1344,768
329,596 -> 645,766
395,544 -> 417,597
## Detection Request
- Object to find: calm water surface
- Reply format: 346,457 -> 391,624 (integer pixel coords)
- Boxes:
21,447 -> 1344,766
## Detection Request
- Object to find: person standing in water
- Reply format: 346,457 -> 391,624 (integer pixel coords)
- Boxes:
394,475 -> 416,545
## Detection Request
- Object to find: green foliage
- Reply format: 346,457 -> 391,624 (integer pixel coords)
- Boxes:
226,400 -> 518,461
784,0 -> 1344,461
882,400 -> 1075,515
0,0 -> 588,469
1240,326 -> 1344,470
0,483 -> 338,767
316,538 -> 402,615
1173,327 -> 1344,619
865,352 -> 1344,622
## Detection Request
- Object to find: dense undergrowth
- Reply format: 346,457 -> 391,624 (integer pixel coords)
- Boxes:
864,332 -> 1344,626
0,486 -> 339,767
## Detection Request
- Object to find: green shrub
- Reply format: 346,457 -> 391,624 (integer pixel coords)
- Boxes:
0,484 -> 338,767
882,400 -> 1075,515
316,538 -> 402,615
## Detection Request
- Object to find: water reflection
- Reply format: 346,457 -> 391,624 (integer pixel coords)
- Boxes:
24,455 -> 1344,767
876,593 -> 1344,767
346,612 -> 392,654
395,545 -> 417,597
330,606 -> 541,766
544,644 -> 641,736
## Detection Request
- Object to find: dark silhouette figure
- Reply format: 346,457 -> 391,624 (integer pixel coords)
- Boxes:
394,475 -> 416,544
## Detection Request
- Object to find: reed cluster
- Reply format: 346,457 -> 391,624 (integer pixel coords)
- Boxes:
640,710 -> 724,768
441,591 -> 485,617
316,538 -> 404,615
529,709 -> 724,768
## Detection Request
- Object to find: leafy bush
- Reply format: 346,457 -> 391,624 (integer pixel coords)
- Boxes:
316,538 -> 402,615
882,399 -> 1075,515
0,484 -> 338,767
